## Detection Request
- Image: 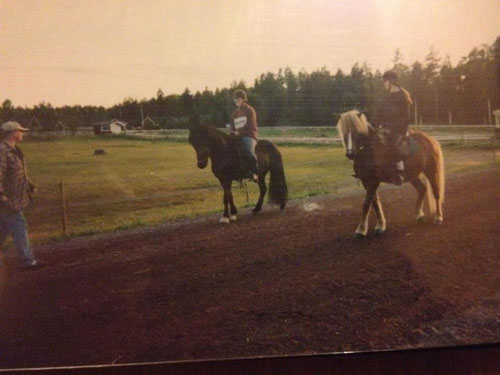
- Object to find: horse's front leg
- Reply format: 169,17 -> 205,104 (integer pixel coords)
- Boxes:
355,181 -> 378,238
219,181 -> 237,223
219,181 -> 231,224
371,188 -> 386,235
228,187 -> 238,221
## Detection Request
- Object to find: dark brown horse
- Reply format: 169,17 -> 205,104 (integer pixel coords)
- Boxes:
188,125 -> 287,223
337,110 -> 445,237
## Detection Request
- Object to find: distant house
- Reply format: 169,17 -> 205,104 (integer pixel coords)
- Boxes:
494,109 -> 500,127
93,120 -> 130,135
28,116 -> 42,130
55,121 -> 67,131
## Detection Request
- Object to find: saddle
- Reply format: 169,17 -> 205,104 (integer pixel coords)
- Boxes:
378,128 -> 419,159
377,130 -> 420,184
396,135 -> 419,158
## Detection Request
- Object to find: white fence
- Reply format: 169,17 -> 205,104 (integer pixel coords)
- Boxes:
28,125 -> 497,143
124,125 -> 496,143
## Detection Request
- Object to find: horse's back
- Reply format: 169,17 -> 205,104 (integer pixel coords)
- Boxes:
408,130 -> 441,153
256,138 -> 279,153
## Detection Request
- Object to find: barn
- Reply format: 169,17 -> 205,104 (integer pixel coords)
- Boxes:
93,120 -> 130,135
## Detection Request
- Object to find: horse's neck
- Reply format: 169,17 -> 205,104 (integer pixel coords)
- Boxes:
208,132 -> 229,161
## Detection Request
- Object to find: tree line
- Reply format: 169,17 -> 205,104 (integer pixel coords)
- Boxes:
1,37 -> 498,130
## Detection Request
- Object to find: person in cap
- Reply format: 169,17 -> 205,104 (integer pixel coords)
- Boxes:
0,121 -> 45,269
230,89 -> 259,182
372,70 -> 413,185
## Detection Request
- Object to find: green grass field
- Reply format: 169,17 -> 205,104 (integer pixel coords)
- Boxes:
17,135 -> 499,243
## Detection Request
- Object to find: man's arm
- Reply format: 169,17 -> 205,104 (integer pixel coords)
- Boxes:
0,149 -> 8,203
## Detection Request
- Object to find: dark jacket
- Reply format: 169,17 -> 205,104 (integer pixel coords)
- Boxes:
373,90 -> 411,136
230,103 -> 258,140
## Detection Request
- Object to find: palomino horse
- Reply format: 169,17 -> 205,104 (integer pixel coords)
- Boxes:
337,110 -> 445,237
188,125 -> 288,223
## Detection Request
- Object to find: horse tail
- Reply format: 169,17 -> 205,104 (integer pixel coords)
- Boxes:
425,177 -> 437,214
427,138 -> 445,221
265,141 -> 288,207
412,131 -> 445,215
427,135 -> 445,207
435,140 -> 445,205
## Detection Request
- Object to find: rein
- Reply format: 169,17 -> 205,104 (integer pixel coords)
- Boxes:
347,130 -> 353,154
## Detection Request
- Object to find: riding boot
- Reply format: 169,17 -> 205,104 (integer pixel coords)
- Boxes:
393,160 -> 404,185
389,134 -> 404,185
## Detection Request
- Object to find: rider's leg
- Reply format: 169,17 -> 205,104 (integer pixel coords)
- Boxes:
390,133 -> 404,185
242,137 -> 258,182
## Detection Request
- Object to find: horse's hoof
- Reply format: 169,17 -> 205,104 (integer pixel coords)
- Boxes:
416,215 -> 426,223
434,217 -> 443,225
354,232 -> 366,239
219,217 -> 230,224
373,228 -> 385,236
279,207 -> 285,214
229,215 -> 237,221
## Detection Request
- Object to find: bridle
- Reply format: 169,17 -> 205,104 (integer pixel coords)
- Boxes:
345,111 -> 368,160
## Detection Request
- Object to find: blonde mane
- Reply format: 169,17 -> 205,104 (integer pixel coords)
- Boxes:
336,110 -> 371,149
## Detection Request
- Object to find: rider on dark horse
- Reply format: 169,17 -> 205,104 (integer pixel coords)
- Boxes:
372,70 -> 413,185
230,89 -> 259,183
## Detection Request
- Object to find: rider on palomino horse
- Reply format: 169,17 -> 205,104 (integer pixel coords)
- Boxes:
371,70 -> 413,185
230,89 -> 259,183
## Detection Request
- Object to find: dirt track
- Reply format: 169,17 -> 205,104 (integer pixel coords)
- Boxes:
0,169 -> 499,369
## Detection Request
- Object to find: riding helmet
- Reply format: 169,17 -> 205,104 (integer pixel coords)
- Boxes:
233,89 -> 248,101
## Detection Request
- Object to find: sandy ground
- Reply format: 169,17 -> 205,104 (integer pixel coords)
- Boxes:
0,169 -> 498,369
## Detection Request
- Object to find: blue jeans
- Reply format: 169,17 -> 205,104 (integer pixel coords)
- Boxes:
0,211 -> 35,266
241,137 -> 257,160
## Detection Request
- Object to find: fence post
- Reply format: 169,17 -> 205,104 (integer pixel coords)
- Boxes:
492,138 -> 496,166
60,182 -> 68,236
245,182 -> 249,205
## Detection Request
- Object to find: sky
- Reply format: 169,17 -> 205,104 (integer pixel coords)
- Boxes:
0,0 -> 498,107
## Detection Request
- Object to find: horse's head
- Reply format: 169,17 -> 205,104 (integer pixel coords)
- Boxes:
337,110 -> 372,160
188,126 -> 211,169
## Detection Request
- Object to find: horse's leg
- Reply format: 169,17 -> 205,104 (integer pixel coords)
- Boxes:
372,189 -> 386,235
410,177 -> 427,222
355,181 -> 377,237
427,173 -> 444,224
229,188 -> 238,221
219,181 -> 231,224
252,171 -> 268,214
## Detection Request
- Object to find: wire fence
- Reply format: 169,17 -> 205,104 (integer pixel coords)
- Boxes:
24,167 -> 362,241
